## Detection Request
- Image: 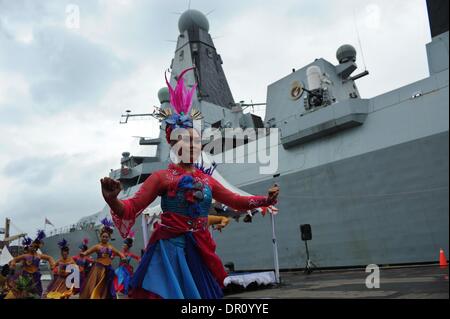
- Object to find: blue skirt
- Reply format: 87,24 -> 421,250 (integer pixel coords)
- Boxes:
115,265 -> 132,295
131,232 -> 223,299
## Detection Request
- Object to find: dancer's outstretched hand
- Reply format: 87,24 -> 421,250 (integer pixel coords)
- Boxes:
100,177 -> 122,201
267,184 -> 280,202
214,217 -> 230,232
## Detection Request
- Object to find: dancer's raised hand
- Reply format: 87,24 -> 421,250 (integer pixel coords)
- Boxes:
100,177 -> 122,202
267,183 -> 280,202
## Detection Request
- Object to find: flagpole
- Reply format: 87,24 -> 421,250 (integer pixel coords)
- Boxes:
270,212 -> 280,284
142,213 -> 148,247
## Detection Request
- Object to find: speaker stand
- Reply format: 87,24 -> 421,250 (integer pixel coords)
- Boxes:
304,240 -> 319,274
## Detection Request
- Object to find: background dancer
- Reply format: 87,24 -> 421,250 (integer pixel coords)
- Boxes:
7,231 -> 55,298
79,219 -> 124,299
114,231 -> 140,297
45,239 -> 76,299
72,238 -> 93,294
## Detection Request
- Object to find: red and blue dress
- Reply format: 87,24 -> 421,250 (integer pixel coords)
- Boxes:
111,163 -> 276,299
114,250 -> 140,295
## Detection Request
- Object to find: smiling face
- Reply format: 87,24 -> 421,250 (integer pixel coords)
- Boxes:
170,128 -> 202,163
100,232 -> 110,244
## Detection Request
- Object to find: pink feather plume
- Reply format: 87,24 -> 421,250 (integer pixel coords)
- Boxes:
165,67 -> 198,115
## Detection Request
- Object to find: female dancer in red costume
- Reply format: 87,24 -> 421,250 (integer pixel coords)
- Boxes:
114,231 -> 141,297
100,67 -> 279,299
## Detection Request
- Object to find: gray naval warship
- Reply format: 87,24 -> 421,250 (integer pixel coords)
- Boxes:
42,1 -> 449,271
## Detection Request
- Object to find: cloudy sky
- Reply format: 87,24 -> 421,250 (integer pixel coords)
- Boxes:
0,0 -> 431,237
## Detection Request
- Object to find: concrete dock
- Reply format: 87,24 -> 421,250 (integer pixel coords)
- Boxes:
223,265 -> 449,299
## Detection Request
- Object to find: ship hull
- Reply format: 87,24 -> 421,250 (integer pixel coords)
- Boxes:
213,131 -> 449,270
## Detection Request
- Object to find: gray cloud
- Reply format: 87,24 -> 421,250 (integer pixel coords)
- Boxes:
1,155 -> 111,231
3,155 -> 66,185
30,27 -> 132,109
1,27 -> 132,112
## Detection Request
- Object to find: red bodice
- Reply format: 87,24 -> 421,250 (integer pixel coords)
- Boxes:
111,164 -> 276,238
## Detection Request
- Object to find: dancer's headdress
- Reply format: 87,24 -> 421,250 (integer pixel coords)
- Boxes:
153,67 -> 203,143
33,229 -> 46,246
79,238 -> 89,251
123,230 -> 135,248
22,237 -> 32,248
100,218 -> 114,236
58,238 -> 69,252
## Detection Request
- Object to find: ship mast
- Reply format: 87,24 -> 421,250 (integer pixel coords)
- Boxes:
0,218 -> 27,249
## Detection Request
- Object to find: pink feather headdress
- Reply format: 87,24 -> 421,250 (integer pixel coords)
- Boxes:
165,67 -> 198,115
154,67 -> 203,143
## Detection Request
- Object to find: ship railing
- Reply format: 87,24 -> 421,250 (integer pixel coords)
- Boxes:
47,222 -> 97,237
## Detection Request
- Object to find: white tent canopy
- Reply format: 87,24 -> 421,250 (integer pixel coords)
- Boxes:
142,204 -> 163,218
0,246 -> 14,266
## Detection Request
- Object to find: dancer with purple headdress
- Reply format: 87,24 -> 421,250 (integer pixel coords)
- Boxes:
79,219 -> 125,299
8,231 -> 55,298
45,238 -> 76,299
72,238 -> 93,294
100,67 -> 280,299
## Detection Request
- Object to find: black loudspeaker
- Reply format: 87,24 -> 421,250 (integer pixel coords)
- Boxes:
300,224 -> 312,241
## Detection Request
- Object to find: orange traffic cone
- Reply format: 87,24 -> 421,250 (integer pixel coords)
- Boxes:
439,249 -> 448,268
